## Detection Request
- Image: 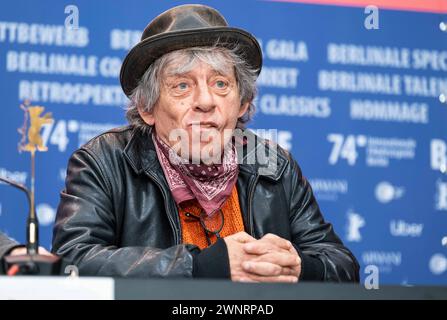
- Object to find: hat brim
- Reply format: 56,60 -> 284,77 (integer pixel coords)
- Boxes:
120,27 -> 262,97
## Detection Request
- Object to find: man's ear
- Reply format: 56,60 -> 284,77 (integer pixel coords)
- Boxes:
138,107 -> 155,126
238,101 -> 250,118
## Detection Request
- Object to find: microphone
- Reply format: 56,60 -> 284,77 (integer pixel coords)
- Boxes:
0,176 -> 61,275
0,176 -> 38,254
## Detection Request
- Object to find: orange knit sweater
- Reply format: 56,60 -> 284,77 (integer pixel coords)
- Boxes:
178,186 -> 245,250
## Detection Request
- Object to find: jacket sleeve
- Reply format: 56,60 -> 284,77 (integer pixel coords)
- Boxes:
0,231 -> 20,260
52,148 -> 194,278
285,155 -> 360,282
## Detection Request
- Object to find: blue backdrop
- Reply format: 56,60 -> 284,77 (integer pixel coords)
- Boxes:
0,0 -> 446,285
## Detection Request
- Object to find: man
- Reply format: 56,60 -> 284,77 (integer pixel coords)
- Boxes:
52,4 -> 359,282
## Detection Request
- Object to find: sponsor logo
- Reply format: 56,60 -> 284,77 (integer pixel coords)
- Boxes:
429,254 -> 447,275
389,220 -> 423,237
375,181 -> 404,203
362,251 -> 402,273
308,178 -> 348,201
36,203 -> 56,227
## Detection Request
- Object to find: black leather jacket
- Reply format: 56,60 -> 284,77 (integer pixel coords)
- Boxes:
0,232 -> 19,261
52,126 -> 359,281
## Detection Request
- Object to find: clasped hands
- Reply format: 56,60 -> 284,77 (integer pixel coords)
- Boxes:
224,232 -> 301,283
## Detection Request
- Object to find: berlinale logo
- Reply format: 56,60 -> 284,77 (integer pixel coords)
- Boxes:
346,210 -> 365,242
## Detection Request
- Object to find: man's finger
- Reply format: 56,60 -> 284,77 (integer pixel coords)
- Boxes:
245,273 -> 298,283
243,241 -> 290,255
230,232 -> 256,243
234,277 -> 259,283
279,266 -> 299,276
242,261 -> 282,276
38,247 -> 53,256
261,234 -> 293,250
252,252 -> 301,268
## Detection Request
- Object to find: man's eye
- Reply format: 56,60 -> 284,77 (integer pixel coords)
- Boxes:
215,80 -> 227,89
176,82 -> 189,90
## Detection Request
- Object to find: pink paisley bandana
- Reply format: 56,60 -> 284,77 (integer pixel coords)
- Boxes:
152,133 -> 239,216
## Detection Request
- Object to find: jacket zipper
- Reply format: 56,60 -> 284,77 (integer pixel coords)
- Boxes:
143,171 -> 180,244
247,174 -> 259,237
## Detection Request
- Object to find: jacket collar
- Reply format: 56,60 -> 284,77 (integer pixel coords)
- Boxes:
123,126 -> 288,182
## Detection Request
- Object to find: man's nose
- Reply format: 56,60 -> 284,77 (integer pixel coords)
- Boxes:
193,81 -> 215,112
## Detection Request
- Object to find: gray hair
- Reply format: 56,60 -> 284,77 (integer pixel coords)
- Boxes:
126,45 -> 258,132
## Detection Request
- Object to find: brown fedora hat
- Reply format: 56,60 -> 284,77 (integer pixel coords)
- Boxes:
119,4 -> 262,97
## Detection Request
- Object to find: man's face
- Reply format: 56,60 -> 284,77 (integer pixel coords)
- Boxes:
139,58 -> 249,163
